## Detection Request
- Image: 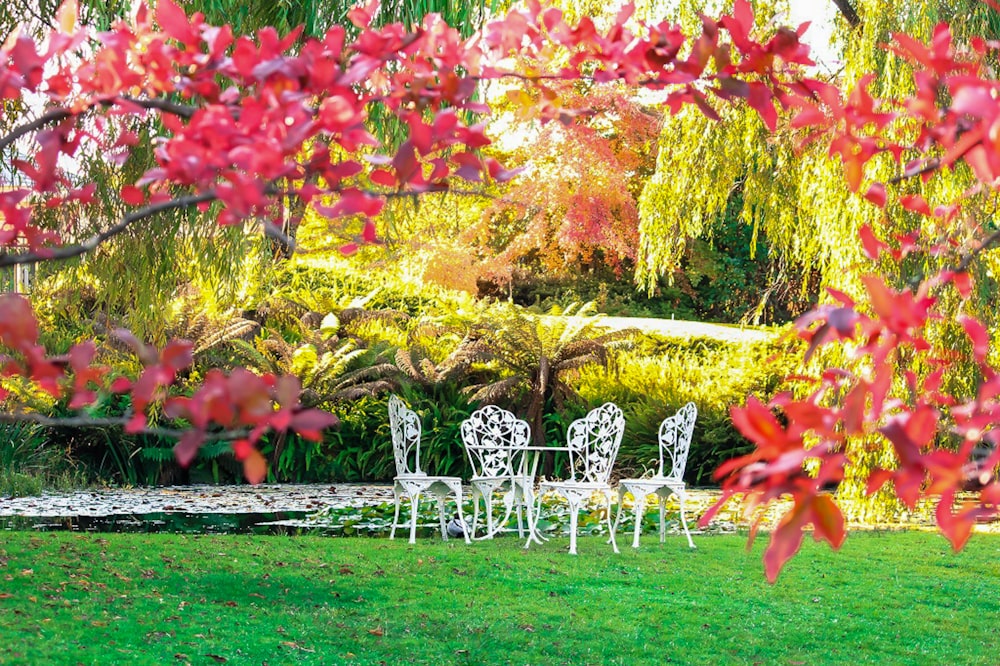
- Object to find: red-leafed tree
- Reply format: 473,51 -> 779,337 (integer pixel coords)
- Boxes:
470,82 -> 660,288
0,0 -> 810,484
5,0 -> 1000,580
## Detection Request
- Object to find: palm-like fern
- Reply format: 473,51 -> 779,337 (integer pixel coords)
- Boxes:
464,302 -> 635,447
230,328 -> 398,408
393,322 -> 488,389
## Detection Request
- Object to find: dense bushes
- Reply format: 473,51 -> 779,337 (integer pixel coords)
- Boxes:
4,255 -> 793,490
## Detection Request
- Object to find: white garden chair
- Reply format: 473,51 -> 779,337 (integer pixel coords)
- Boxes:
387,395 -> 470,544
461,404 -> 533,539
528,402 -> 625,555
613,402 -> 697,549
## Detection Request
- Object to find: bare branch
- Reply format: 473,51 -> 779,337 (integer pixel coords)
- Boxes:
262,219 -> 297,253
0,107 -> 73,153
0,96 -> 199,154
955,227 -> 1000,273
831,0 -> 861,29
0,191 -> 218,267
117,95 -> 198,119
0,411 -> 249,442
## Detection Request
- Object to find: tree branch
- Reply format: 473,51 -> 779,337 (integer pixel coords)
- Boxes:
0,96 -> 199,154
831,0 -> 861,29
0,191 -> 218,267
0,411 -> 249,442
0,107 -> 73,153
955,227 -> 1000,273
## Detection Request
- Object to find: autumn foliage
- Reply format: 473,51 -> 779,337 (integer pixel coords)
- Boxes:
3,0 -> 1000,579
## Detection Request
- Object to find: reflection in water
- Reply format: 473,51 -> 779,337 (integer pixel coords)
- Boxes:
0,511 -> 321,535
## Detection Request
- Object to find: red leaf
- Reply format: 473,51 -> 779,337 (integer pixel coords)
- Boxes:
958,315 -> 989,361
763,503 -> 808,583
866,468 -> 893,496
155,0 -> 194,43
844,156 -> 864,192
951,271 -> 973,298
232,439 -> 252,461
863,183 -> 887,207
361,220 -> 378,244
861,276 -> 896,321
242,448 -> 268,484
858,224 -> 884,260
899,194 -> 932,216
731,396 -> 787,449
121,185 -> 144,206
174,432 -> 204,468
291,409 -> 339,441
809,494 -> 846,549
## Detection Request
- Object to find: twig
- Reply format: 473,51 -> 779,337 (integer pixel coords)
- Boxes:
0,96 -> 200,154
0,412 -> 249,442
955,227 -> 1000,273
0,191 -> 218,267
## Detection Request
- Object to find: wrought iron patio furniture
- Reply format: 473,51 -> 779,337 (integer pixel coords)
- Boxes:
526,402 -> 625,555
460,404 -> 533,539
612,402 -> 697,548
387,394 -> 471,544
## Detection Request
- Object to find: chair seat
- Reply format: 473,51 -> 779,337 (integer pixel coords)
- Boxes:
471,474 -> 533,485
540,480 -> 610,492
619,478 -> 685,493
395,473 -> 463,483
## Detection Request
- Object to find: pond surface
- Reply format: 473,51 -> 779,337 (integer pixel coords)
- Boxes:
0,483 -> 396,535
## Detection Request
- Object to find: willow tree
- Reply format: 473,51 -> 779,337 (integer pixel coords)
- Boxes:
639,0 -> 998,296
637,0 -> 1000,517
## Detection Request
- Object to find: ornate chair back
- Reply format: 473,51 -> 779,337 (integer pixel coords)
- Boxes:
389,394 -> 423,476
461,404 -> 530,479
659,402 -> 697,481
566,402 -> 625,484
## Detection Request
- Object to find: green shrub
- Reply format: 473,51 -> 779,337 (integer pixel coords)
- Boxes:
574,331 -> 793,485
0,422 -> 86,496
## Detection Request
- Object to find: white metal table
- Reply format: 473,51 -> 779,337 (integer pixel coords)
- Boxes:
519,444 -> 571,547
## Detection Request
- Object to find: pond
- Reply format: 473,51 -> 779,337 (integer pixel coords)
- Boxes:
0,483 -> 736,537
0,483 -> 397,535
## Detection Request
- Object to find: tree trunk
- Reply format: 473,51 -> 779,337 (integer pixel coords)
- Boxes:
831,0 -> 861,28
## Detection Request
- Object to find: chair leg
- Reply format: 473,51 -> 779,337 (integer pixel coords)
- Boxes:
514,488 -> 525,538
659,495 -> 667,543
437,496 -> 448,540
606,491 -> 620,554
408,492 -> 420,544
484,488 -> 495,539
567,497 -> 581,555
454,487 -> 471,544
631,492 -> 646,550
610,487 -> 625,545
390,491 -> 402,540
678,490 -> 695,549
470,486 -> 481,538
523,486 -> 541,549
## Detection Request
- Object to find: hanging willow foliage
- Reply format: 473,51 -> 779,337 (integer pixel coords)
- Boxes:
638,0 -> 1000,300
637,0 -> 1000,516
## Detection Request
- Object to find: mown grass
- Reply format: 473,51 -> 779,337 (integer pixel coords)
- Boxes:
1,530 -> 998,665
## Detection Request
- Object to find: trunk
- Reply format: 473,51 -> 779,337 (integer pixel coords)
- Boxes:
831,0 -> 861,28
532,357 -> 556,478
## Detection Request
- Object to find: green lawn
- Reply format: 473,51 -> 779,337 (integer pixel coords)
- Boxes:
1,530 -> 997,665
